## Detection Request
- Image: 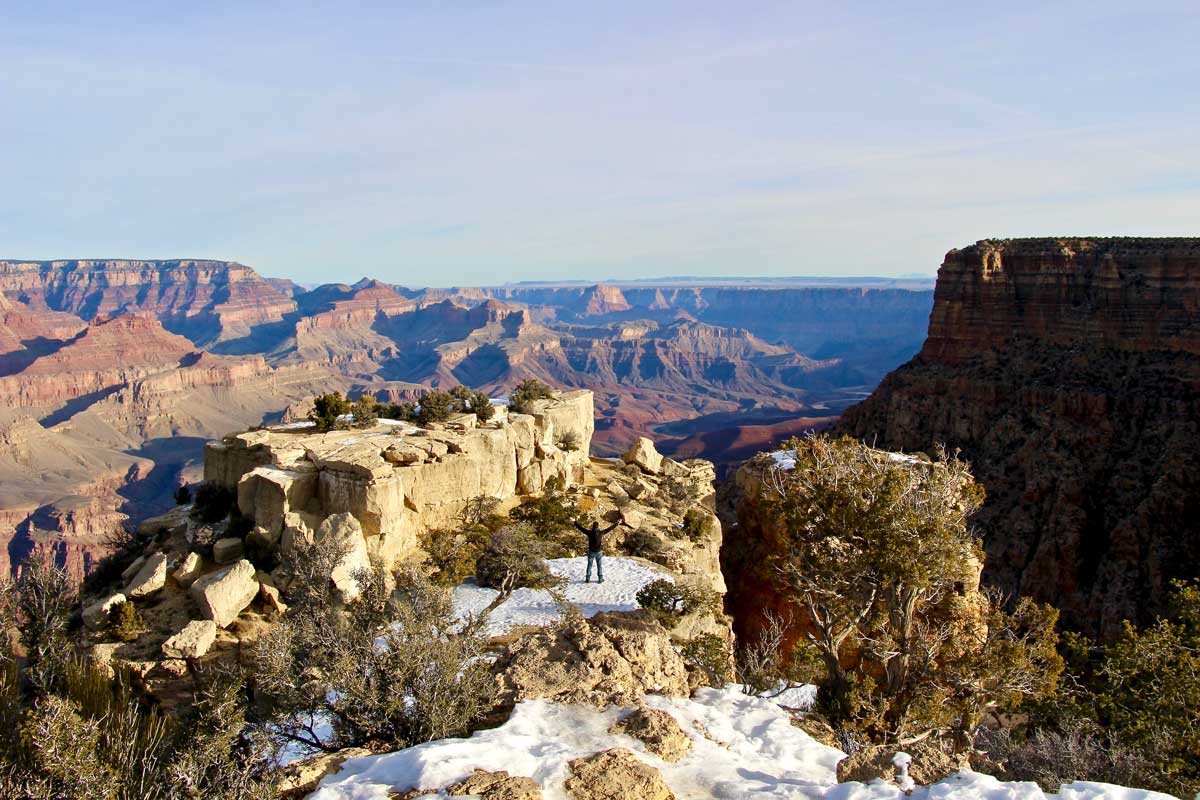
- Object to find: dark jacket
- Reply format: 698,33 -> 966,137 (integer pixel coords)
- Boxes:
574,520 -> 618,553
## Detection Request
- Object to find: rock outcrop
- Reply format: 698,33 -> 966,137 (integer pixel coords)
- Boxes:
207,391 -> 594,567
838,238 -> 1200,636
492,611 -> 691,708
564,748 -> 675,800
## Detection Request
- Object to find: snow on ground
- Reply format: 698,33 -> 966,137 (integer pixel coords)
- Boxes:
308,687 -> 843,800
308,686 -> 1179,800
271,420 -> 316,430
452,556 -> 671,638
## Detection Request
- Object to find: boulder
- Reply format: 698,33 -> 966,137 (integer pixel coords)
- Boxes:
161,619 -> 217,659
619,507 -> 644,530
173,551 -> 204,588
836,740 -> 969,786
259,579 -> 288,616
625,479 -> 652,500
565,748 -> 674,800
83,592 -> 126,630
622,437 -> 663,475
493,611 -> 689,708
609,706 -> 692,762
124,552 -> 168,598
445,769 -> 542,799
212,537 -> 245,564
277,747 -> 374,798
315,512 -> 370,602
120,555 -> 147,584
189,559 -> 259,628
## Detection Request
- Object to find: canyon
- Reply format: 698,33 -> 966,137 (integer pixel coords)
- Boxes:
836,237 -> 1200,637
0,259 -> 931,577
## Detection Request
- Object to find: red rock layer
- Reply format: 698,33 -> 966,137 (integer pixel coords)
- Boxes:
0,259 -> 297,346
838,238 -> 1200,637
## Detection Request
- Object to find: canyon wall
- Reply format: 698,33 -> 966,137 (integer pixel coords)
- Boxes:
838,238 -> 1200,636
0,259 -> 297,347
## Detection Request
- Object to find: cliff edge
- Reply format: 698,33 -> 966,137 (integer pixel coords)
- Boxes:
839,237 -> 1200,636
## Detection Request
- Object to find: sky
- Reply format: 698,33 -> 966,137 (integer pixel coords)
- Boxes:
1,1 -> 1198,285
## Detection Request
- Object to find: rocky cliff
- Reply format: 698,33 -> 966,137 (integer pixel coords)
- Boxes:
205,391 -> 596,566
0,259 -> 297,347
838,237 -> 1200,636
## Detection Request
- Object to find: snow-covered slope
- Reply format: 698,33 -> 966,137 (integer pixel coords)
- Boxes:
307,687 -> 1178,800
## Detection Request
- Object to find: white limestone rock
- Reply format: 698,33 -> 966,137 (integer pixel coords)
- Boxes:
162,619 -> 217,659
83,592 -> 126,630
189,559 -> 258,628
124,552 -> 168,598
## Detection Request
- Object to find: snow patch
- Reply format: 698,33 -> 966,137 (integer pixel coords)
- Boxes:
452,556 -> 671,638
308,687 -> 843,800
309,687 -> 1181,800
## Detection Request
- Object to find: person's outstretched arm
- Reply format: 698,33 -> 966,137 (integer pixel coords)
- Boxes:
600,521 -> 620,534
573,521 -> 591,534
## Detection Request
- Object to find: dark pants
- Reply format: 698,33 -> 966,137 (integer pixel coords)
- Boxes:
586,551 -> 603,582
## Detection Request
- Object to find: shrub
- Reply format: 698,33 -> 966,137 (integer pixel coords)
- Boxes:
767,434 -> 1060,748
108,601 -> 144,643
622,529 -> 665,559
475,524 -> 564,591
174,485 -> 192,505
556,430 -> 581,452
382,400 -> 418,422
421,526 -> 492,587
0,560 -> 275,799
468,390 -> 495,422
351,394 -> 378,427
508,378 -> 553,413
635,579 -> 719,626
190,482 -> 236,525
682,634 -> 732,687
253,552 -> 495,755
309,391 -> 350,431
416,389 -> 455,425
681,508 -> 710,541
660,475 -> 701,515
508,477 -> 583,556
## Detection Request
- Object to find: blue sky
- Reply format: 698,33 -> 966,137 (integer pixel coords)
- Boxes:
2,1 -> 1198,285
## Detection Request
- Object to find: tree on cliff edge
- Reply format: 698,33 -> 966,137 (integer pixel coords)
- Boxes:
766,435 -> 1061,748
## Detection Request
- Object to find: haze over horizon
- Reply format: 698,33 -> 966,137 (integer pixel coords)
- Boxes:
3,1 -> 1198,284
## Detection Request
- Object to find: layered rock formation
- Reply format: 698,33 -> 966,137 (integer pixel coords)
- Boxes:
0,259 -> 930,579
0,259 -> 297,347
205,391 -> 595,566
838,237 -> 1200,636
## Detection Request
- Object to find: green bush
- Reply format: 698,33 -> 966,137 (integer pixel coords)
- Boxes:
417,389 -> 455,425
309,391 -> 350,431
622,529 -> 665,560
682,633 -> 732,687
108,601 -> 144,643
681,508 -> 711,541
0,559 -> 276,799
635,579 -> 718,625
421,526 -> 492,587
475,524 -> 564,591
190,482 -> 235,525
508,378 -> 553,413
350,394 -> 378,427
253,553 -> 495,755
468,390 -> 495,422
508,477 -> 584,556
556,430 -> 581,452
